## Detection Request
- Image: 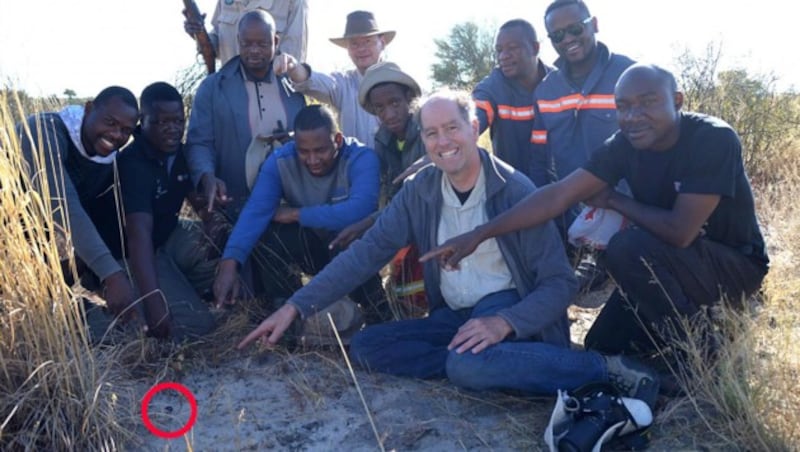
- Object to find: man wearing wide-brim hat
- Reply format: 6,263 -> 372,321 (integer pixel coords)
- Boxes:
274,10 -> 395,149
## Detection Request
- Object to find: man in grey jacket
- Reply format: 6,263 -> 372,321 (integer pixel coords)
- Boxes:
238,90 -> 659,402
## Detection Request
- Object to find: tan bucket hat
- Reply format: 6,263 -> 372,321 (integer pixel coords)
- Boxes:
329,11 -> 396,48
358,62 -> 422,114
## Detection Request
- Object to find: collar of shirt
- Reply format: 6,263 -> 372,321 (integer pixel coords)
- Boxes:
240,63 -> 275,83
441,164 -> 486,209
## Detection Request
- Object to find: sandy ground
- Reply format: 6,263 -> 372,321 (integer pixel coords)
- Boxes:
129,284 -> 694,451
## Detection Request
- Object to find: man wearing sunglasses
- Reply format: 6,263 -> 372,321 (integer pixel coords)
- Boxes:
530,0 -> 635,296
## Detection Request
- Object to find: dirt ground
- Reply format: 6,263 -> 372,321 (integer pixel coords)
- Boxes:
131,285 -> 702,451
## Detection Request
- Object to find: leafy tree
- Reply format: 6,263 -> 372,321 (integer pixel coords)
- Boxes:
676,43 -> 800,185
63,89 -> 76,102
431,21 -> 495,90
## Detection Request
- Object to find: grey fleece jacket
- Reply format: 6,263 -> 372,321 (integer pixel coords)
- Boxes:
288,149 -> 577,346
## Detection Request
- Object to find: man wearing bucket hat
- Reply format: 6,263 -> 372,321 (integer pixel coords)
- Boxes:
331,62 -> 428,316
360,63 -> 423,206
274,10 -> 395,148
329,61 -> 424,249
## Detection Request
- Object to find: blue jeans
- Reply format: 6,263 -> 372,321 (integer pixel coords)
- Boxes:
349,289 -> 607,394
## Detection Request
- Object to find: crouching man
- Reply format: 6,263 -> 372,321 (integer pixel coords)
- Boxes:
114,82 -> 217,340
213,105 -> 389,326
238,91 -> 660,405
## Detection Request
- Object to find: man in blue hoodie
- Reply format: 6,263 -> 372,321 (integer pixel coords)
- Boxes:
212,105 -> 388,323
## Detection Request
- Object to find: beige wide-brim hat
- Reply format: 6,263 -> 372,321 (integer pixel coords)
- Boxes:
329,11 -> 396,48
358,62 -> 422,114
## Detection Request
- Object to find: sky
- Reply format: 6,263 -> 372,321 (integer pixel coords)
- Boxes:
0,0 -> 796,99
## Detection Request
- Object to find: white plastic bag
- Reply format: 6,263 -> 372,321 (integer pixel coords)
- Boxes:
567,206 -> 628,250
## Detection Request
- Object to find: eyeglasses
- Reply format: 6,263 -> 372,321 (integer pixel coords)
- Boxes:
547,17 -> 593,44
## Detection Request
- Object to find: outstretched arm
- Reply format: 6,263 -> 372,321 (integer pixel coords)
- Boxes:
420,169 -> 607,268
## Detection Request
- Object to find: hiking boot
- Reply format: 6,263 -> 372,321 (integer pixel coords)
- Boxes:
604,355 -> 660,410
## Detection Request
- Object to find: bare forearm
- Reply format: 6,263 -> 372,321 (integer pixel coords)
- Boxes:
128,237 -> 161,307
608,194 -> 696,248
475,183 -> 568,242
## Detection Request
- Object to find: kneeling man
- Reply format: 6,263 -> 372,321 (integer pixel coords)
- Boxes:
213,105 -> 387,323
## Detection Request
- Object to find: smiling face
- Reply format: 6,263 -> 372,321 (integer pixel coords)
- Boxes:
346,35 -> 385,73
495,26 -> 539,80
295,126 -> 342,176
367,83 -> 412,137
545,4 -> 597,70
141,100 -> 185,154
81,96 -> 138,156
419,97 -> 480,179
615,66 -> 683,151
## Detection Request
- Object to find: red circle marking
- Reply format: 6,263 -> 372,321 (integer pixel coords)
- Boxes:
141,382 -> 198,439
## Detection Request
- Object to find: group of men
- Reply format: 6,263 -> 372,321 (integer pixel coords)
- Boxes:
18,0 -> 767,417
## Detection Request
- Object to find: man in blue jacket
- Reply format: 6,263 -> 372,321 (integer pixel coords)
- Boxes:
237,91 -> 659,405
185,9 -> 306,300
212,105 -> 388,323
473,19 -> 550,184
530,0 -> 635,292
186,10 -> 306,213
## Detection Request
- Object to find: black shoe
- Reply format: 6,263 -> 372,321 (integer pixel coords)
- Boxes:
604,355 -> 661,410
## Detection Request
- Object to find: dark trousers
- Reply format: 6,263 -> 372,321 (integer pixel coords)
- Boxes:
585,228 -> 766,356
253,223 -> 389,322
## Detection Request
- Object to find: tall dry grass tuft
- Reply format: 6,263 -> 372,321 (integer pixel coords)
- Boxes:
0,91 -> 134,449
658,143 -> 800,450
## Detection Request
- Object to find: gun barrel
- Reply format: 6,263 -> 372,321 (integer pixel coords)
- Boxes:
182,0 -> 216,74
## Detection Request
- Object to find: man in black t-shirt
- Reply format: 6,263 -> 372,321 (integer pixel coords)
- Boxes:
113,82 -> 216,340
423,64 -> 768,365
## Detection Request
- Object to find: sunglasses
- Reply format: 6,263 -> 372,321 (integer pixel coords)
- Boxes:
547,17 -> 593,44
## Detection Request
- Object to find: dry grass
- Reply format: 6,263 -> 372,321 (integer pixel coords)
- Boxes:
649,147 -> 800,450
